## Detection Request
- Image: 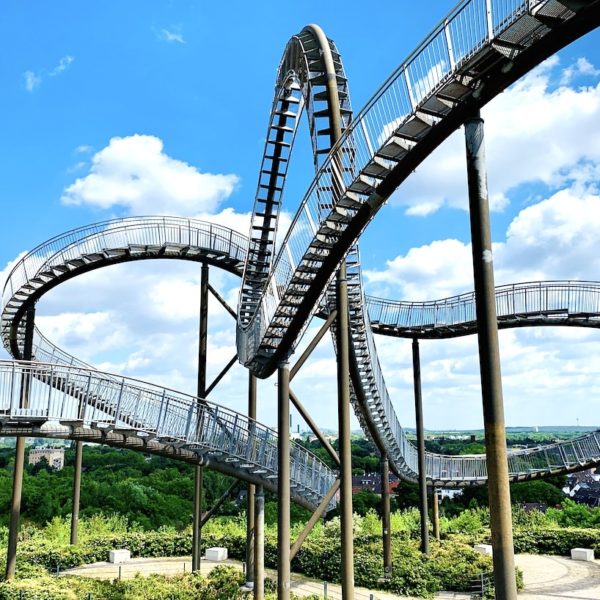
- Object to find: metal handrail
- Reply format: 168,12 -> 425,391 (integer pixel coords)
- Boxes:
0,360 -> 336,504
367,281 -> 600,331
239,0 -> 552,365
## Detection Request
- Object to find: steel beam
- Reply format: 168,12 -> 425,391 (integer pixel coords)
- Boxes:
254,485 -> 265,600
431,486 -> 440,541
192,464 -> 203,571
208,282 -> 237,319
336,262 -> 355,599
412,338 -> 429,555
381,456 -> 392,577
200,480 -> 238,527
6,304 -> 35,580
277,363 -> 291,599
465,112 -> 517,600
290,310 -> 337,380
204,354 -> 238,398
70,440 -> 83,545
193,262 -> 209,572
246,372 -> 257,588
290,479 -> 340,560
289,389 -> 340,467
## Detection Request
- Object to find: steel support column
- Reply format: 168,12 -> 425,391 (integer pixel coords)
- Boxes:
6,304 -> 35,580
254,485 -> 265,600
465,112 -> 517,600
381,456 -> 392,578
70,440 -> 83,545
336,262 -> 355,599
246,372 -> 257,588
431,486 -> 440,541
412,338 -> 429,555
192,465 -> 203,571
193,262 -> 209,572
277,363 -> 291,599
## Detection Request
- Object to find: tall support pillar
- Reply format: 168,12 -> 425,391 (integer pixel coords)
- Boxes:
192,465 -> 203,571
254,485 -> 265,600
193,262 -> 209,572
336,262 -> 355,599
246,373 -> 257,588
277,363 -> 291,599
70,440 -> 83,545
431,486 -> 440,541
412,338 -> 429,555
381,456 -> 392,578
465,112 -> 517,600
6,304 -> 35,580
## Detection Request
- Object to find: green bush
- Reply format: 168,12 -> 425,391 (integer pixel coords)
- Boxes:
512,527 -> 600,555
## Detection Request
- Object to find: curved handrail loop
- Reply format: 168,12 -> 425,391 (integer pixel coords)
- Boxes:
237,24 -> 353,364
2,217 -> 248,360
368,281 -> 600,338
238,0 -> 600,378
0,360 -> 335,509
0,216 -> 341,509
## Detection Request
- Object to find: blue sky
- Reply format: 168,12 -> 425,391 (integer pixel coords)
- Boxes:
1,1 -> 600,431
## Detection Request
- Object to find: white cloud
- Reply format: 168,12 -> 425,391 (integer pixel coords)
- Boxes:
561,57 -> 600,85
160,28 -> 186,44
23,55 -> 74,92
61,135 -> 239,215
24,71 -> 41,92
391,56 -> 600,215
49,55 -> 74,76
364,177 -> 600,429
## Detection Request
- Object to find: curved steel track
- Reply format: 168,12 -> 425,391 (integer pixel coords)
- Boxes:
1,2 -> 600,507
236,0 -> 600,486
1,218 -> 335,510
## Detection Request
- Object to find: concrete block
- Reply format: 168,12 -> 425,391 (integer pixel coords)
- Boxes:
571,548 -> 594,561
205,547 -> 228,561
109,549 -> 131,563
473,544 -> 493,556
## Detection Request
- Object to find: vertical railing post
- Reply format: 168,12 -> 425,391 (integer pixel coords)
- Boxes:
6,304 -> 35,580
277,362 -> 291,600
465,111 -> 517,600
412,338 -> 430,555
70,440 -> 83,545
253,485 -> 265,600
246,372 -> 257,589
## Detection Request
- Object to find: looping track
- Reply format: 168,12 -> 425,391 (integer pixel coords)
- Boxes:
2,0 -> 600,509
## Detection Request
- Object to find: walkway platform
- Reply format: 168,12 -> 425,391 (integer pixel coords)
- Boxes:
63,553 -> 600,598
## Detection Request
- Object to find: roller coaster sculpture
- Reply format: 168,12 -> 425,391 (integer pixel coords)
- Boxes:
2,0 -> 600,596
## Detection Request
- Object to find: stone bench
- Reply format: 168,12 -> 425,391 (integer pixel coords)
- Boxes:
205,547 -> 228,561
109,549 -> 131,563
473,544 -> 493,556
571,548 -> 594,562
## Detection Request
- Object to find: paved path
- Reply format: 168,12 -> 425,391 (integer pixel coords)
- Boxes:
515,554 -> 600,599
64,553 -> 600,598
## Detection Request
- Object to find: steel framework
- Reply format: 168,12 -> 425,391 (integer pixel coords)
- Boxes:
1,1 -> 600,597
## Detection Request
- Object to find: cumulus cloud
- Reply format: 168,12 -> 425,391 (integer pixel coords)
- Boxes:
61,135 -> 239,215
392,56 -> 600,215
364,177 -> 600,429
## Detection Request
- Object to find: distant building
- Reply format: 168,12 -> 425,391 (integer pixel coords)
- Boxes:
351,472 -> 399,495
28,447 -> 65,470
564,468 -> 600,507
